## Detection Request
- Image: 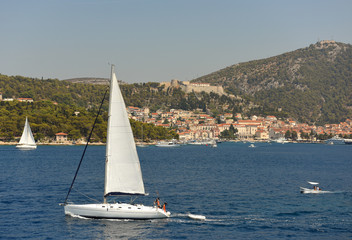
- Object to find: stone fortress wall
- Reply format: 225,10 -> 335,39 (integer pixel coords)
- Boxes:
161,79 -> 224,95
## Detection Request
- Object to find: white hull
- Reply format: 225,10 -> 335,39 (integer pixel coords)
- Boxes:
188,142 -> 204,145
64,203 -> 170,219
188,141 -> 214,145
16,144 -> 37,150
136,144 -> 148,148
155,143 -> 180,147
188,213 -> 206,220
300,187 -> 330,194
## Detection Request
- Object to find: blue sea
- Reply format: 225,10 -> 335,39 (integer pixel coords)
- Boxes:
1,142 -> 351,239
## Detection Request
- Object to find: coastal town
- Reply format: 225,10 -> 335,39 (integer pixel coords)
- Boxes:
1,90 -> 352,145
127,105 -> 352,143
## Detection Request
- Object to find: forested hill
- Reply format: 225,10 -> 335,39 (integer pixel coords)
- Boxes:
0,74 -> 107,108
192,41 -> 352,125
0,76 -> 180,141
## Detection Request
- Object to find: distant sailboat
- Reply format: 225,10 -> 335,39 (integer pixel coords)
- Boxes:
16,117 -> 37,150
62,65 -> 170,219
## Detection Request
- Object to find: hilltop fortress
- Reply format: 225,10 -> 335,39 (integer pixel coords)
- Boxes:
160,79 -> 225,95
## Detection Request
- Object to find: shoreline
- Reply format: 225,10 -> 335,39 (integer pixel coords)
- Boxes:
0,142 -> 105,146
0,139 -> 325,146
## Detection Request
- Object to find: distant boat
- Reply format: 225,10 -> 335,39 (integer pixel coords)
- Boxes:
155,140 -> 180,147
188,213 -> 206,220
136,143 -> 148,147
273,137 -> 288,144
249,144 -> 255,148
325,136 -> 345,145
16,117 -> 37,150
62,65 -> 170,219
344,139 -> 352,145
300,181 -> 330,194
188,139 -> 214,145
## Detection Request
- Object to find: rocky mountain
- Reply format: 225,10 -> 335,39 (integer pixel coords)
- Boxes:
192,41 -> 352,125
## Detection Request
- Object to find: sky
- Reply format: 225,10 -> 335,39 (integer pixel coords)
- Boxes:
1,0 -> 352,83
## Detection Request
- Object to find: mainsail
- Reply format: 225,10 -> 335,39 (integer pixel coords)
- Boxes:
104,66 -> 145,197
18,117 -> 36,146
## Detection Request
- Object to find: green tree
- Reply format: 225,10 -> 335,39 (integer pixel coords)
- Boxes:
285,130 -> 291,139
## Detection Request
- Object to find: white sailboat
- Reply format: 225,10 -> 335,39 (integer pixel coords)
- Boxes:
63,65 -> 170,219
16,117 -> 37,150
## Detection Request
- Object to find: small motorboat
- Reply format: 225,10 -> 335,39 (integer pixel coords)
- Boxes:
188,213 -> 206,220
155,140 -> 180,147
300,181 -> 330,194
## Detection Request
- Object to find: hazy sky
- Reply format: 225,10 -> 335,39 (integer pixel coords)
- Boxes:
1,0 -> 351,83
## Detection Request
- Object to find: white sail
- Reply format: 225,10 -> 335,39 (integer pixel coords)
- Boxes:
104,66 -> 145,196
17,117 -> 36,148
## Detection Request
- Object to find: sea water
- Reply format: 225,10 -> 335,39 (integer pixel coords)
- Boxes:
0,142 -> 351,239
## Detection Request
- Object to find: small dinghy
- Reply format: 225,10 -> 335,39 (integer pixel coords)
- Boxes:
300,181 -> 330,194
188,213 -> 206,220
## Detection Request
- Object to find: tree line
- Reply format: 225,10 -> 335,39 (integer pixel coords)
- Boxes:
0,100 -> 178,142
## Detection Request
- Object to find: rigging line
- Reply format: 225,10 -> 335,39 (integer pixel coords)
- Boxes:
72,188 -> 100,203
63,87 -> 109,205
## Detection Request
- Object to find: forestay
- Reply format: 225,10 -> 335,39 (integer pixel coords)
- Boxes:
104,66 -> 145,197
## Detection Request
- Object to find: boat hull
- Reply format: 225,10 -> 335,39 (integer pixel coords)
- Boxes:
155,143 -> 180,147
300,187 -> 330,194
64,203 -> 170,219
188,213 -> 206,220
16,144 -> 37,150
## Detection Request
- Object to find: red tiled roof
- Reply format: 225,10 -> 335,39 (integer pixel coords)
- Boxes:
56,132 -> 68,136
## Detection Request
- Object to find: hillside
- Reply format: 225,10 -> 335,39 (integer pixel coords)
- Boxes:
1,40 -> 351,126
0,74 -> 244,117
0,76 -> 179,141
64,77 -> 109,85
192,41 -> 352,125
0,74 -> 107,108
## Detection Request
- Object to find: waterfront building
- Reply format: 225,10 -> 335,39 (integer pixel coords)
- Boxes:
55,132 -> 68,143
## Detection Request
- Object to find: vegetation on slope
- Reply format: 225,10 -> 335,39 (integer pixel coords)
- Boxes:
193,41 -> 352,124
0,98 -> 178,142
1,40 -> 351,134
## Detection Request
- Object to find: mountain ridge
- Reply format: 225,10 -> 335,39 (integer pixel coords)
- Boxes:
191,40 -> 352,124
1,41 -> 351,125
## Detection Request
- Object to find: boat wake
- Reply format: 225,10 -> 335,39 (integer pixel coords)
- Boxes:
66,212 -> 90,220
169,212 -> 224,223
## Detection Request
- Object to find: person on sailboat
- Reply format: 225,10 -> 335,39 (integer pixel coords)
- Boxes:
154,198 -> 161,208
162,202 -> 167,212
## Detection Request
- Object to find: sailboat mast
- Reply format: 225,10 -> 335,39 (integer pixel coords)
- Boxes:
104,64 -> 115,203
